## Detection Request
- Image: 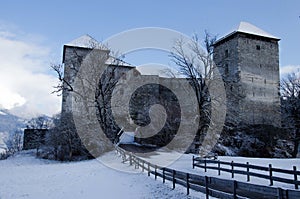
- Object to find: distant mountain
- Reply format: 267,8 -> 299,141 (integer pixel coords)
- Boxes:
0,109 -> 27,152
0,109 -> 26,132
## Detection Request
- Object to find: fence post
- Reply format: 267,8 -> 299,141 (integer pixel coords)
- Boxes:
155,165 -> 157,180
148,162 -> 150,176
293,166 -> 298,189
233,180 -> 237,199
192,156 -> 195,169
163,168 -> 165,183
246,162 -> 250,182
218,160 -> 220,175
277,187 -> 283,199
205,176 -> 209,199
186,173 -> 190,195
231,161 -> 234,178
269,164 -> 273,186
204,158 -> 207,172
129,153 -> 132,166
172,170 -> 176,189
142,161 -> 144,172
135,158 -> 139,169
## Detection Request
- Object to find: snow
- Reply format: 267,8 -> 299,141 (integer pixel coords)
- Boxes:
169,154 -> 300,190
65,34 -> 106,50
215,21 -> 280,44
119,132 -> 135,144
105,56 -> 134,67
1,149 -> 299,199
0,150 -> 203,199
130,150 -> 300,190
0,111 -> 6,115
236,21 -> 279,40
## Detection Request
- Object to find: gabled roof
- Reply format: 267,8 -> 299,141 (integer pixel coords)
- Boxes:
215,21 -> 280,45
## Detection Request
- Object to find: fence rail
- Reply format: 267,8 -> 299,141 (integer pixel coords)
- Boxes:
193,157 -> 300,190
116,147 -> 300,199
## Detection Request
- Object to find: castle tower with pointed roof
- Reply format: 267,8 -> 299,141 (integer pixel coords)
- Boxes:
213,22 -> 281,127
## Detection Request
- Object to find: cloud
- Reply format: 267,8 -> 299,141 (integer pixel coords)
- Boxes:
280,65 -> 300,77
0,23 -> 61,118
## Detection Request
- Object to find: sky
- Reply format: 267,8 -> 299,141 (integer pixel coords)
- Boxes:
0,0 -> 299,118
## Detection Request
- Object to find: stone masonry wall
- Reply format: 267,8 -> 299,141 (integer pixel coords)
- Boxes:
214,33 -> 281,127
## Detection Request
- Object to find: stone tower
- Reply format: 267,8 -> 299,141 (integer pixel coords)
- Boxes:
62,34 -> 102,116
213,22 -> 281,127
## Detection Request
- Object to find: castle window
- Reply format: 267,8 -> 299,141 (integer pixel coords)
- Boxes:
225,63 -> 229,75
251,77 -> 254,82
256,45 -> 261,50
253,92 -> 255,97
264,79 -> 266,84
225,49 -> 229,57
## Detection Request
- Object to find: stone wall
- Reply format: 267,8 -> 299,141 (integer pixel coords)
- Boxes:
214,33 -> 281,127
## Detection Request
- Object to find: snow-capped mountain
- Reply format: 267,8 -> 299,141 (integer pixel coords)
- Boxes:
0,109 -> 27,152
0,109 -> 26,132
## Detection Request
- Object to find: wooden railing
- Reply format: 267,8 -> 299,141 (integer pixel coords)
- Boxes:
193,157 -> 300,190
116,147 -> 300,199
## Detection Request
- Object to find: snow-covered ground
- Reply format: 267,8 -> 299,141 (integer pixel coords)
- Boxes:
0,150 -> 205,199
0,111 -> 7,115
1,149 -> 299,199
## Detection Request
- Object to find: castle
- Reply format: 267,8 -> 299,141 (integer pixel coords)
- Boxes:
60,22 -> 281,153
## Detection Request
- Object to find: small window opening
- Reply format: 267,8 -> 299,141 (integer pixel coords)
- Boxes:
225,63 -> 229,75
256,45 -> 261,50
225,49 -> 229,57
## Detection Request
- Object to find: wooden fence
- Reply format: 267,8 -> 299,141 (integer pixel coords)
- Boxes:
116,147 -> 300,199
193,157 -> 300,190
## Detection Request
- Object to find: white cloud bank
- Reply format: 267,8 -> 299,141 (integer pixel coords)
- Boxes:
0,24 -> 61,118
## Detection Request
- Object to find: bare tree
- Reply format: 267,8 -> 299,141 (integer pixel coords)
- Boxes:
5,129 -> 23,154
281,73 -> 300,157
169,31 -> 219,152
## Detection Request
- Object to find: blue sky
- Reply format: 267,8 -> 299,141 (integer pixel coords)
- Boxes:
0,0 -> 299,117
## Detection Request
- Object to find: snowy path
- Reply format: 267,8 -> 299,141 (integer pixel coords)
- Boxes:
0,150 -> 203,199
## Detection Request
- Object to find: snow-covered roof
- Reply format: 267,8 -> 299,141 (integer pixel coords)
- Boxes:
236,22 -> 279,39
105,56 -> 134,67
63,35 -> 135,67
215,21 -> 280,44
64,34 -> 108,50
